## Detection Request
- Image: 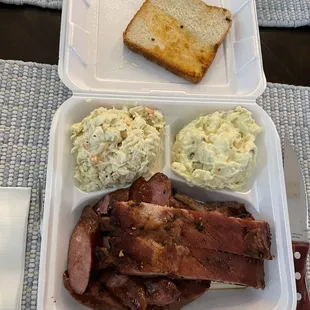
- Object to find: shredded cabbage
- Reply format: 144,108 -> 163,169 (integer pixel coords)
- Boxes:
71,106 -> 165,192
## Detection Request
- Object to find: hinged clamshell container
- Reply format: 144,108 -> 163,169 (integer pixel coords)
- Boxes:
37,0 -> 296,309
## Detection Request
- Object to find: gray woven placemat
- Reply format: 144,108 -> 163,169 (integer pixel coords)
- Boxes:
1,0 -> 310,28
1,0 -> 61,9
256,0 -> 310,27
0,60 -> 71,309
0,59 -> 309,308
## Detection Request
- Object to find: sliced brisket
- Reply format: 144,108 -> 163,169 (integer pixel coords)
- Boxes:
150,280 -> 211,310
99,270 -> 147,310
144,278 -> 181,306
63,271 -> 126,310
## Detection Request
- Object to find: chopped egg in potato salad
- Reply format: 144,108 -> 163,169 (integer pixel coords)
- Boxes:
171,106 -> 262,190
71,106 -> 165,192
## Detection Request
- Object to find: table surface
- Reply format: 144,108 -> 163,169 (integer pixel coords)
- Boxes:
1,3 -> 310,87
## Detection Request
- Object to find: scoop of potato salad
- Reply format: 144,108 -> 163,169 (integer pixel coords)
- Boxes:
171,106 -> 262,190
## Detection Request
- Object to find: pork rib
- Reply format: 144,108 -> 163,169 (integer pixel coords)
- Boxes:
108,202 -> 271,260
96,236 -> 265,289
173,193 -> 254,219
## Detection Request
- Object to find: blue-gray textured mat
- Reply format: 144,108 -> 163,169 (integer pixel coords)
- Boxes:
1,0 -> 310,27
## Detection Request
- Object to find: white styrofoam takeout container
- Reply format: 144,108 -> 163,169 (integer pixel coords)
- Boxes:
37,0 -> 297,309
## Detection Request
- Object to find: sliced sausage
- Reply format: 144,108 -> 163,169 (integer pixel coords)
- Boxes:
147,173 -> 171,206
94,189 -> 129,215
129,177 -> 152,203
129,173 -> 171,206
67,206 -> 99,294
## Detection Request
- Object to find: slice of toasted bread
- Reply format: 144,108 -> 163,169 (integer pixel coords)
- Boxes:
123,0 -> 232,83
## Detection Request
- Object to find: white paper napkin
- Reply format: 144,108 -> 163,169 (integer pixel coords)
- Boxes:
0,188 -> 31,310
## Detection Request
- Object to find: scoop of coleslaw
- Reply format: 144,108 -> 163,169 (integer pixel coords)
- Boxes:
71,106 -> 165,192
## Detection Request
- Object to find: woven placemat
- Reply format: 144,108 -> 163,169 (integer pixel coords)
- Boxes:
1,0 -> 61,9
256,0 -> 310,27
0,59 -> 309,308
1,0 -> 310,28
0,60 -> 71,309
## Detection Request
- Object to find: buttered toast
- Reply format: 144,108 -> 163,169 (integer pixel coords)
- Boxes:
123,0 -> 232,83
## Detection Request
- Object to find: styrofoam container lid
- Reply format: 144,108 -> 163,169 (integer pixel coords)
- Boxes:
58,0 -> 266,99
